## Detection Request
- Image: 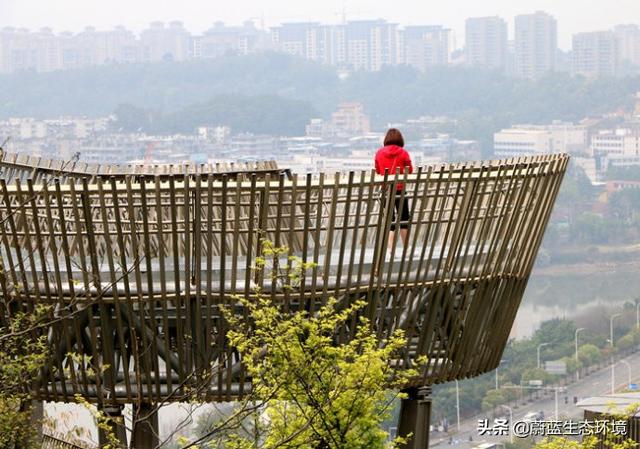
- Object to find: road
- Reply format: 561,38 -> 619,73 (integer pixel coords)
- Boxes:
430,351 -> 640,448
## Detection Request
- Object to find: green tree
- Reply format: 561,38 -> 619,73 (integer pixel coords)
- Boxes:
481,389 -> 506,415
182,242 -> 420,448
0,304 -> 50,448
578,344 -> 602,366
616,334 -> 636,352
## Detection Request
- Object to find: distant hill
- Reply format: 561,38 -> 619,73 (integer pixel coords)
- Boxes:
113,95 -> 317,136
1,52 -> 640,139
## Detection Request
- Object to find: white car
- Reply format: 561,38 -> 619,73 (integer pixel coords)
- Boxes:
522,411 -> 544,422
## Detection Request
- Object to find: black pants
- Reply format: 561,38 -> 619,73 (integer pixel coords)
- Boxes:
390,196 -> 411,231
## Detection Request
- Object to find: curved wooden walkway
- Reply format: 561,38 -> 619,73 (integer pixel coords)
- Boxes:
0,152 -> 569,405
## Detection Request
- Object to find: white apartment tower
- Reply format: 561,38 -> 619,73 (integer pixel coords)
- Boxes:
403,26 -> 451,71
139,21 -> 191,63
345,20 -> 400,71
271,22 -> 320,59
465,16 -> 508,70
514,11 -> 558,79
572,31 -> 619,78
271,22 -> 343,65
614,24 -> 640,67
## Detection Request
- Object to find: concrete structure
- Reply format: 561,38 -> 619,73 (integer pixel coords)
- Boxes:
494,122 -> 588,156
271,22 -> 323,60
330,102 -> 371,135
271,19 -> 401,71
193,21 -> 266,59
306,102 -> 371,138
514,11 -> 558,79
344,20 -> 400,71
615,25 -> 640,68
139,21 -> 191,62
494,128 -> 552,156
577,393 -> 640,449
403,26 -> 451,71
465,16 -> 508,71
572,31 -> 619,78
591,128 -> 640,158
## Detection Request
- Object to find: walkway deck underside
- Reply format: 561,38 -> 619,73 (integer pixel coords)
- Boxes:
0,153 -> 569,404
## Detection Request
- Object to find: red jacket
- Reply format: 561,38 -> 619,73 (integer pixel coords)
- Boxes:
374,145 -> 413,190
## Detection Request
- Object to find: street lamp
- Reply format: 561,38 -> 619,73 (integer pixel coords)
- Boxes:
611,313 -> 622,394
575,328 -> 586,381
499,404 -> 514,444
455,380 -> 461,432
620,360 -> 632,388
636,301 -> 640,329
537,342 -> 551,369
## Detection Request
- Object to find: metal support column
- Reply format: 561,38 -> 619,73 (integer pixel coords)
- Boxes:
397,386 -> 432,449
98,405 -> 127,447
131,403 -> 160,449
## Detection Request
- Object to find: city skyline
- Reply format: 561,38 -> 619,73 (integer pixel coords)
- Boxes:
2,0 -> 640,50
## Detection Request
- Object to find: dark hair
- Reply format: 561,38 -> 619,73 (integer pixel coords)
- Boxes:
384,128 -> 404,147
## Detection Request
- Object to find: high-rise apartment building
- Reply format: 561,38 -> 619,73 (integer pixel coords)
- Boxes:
271,22 -> 320,59
514,11 -> 558,79
572,31 -> 619,78
194,21 -> 266,59
345,20 -> 400,71
31,28 -> 62,72
139,21 -> 191,63
403,26 -> 451,71
319,25 -> 346,66
0,28 -> 40,72
614,24 -> 640,67
465,16 -> 508,70
272,20 -> 399,71
271,22 -> 349,66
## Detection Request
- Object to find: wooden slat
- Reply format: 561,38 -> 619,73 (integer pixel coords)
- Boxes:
0,154 -> 570,402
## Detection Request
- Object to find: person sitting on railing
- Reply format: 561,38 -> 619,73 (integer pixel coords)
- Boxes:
375,128 -> 414,252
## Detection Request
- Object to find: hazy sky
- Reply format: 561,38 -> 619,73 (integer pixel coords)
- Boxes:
1,0 -> 639,49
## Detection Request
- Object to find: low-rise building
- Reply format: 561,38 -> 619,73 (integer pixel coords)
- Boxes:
305,103 -> 371,138
494,128 -> 552,156
494,122 -> 589,156
591,128 -> 640,157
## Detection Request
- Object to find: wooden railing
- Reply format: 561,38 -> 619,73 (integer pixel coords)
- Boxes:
0,153 -> 569,404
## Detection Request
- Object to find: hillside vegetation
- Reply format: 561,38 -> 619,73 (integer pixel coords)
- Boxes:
1,52 -> 640,138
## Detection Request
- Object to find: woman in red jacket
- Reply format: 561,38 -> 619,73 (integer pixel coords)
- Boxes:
375,128 -> 413,251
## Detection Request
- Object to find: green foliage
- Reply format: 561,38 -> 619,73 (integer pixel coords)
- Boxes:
578,344 -> 602,365
222,297 -> 413,448
481,389 -> 506,414
0,52 -> 338,118
114,94 -> 318,136
2,53 -> 640,144
605,166 -> 640,181
534,436 -> 598,449
609,188 -> 640,226
431,316 -> 633,425
534,404 -> 640,449
185,241 -> 419,448
0,303 -> 51,448
617,334 -> 636,352
505,436 -> 536,449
